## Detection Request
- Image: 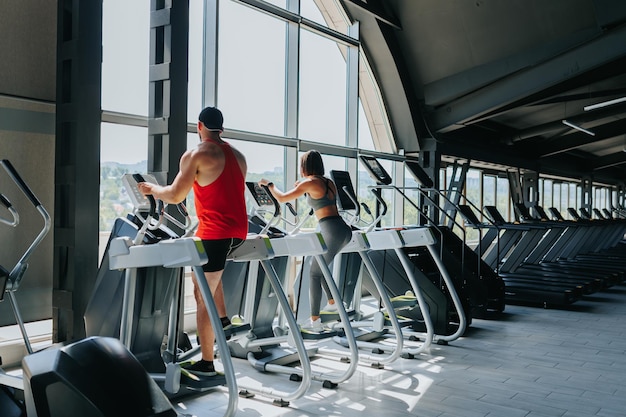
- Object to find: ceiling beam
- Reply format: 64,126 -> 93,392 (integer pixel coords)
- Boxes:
593,152 -> 626,170
342,0 -> 401,30
539,118 -> 626,157
428,24 -> 626,133
507,102 -> 626,144
423,28 -> 597,108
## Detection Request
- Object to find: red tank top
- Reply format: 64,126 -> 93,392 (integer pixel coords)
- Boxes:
193,142 -> 248,240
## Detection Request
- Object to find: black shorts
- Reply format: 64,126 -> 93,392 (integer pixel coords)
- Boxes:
201,238 -> 245,272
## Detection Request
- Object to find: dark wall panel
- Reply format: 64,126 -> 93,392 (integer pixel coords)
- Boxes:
0,0 -> 57,100
0,97 -> 55,326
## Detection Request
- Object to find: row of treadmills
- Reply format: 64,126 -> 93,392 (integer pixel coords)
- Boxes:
459,200 -> 626,307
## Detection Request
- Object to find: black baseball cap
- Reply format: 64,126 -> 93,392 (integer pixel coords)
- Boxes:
198,106 -> 224,131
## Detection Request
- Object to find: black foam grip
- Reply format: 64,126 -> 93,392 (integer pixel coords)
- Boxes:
1,159 -> 41,207
0,193 -> 12,208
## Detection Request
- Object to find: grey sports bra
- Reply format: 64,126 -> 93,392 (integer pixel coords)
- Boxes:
305,176 -> 336,211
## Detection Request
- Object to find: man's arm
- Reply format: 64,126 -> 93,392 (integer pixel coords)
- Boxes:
138,151 -> 197,204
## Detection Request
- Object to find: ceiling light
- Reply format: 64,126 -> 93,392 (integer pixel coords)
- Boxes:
583,96 -> 626,111
562,120 -> 595,136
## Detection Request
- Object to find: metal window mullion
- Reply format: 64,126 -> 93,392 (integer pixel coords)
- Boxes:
235,0 -> 358,46
284,16 -> 299,138
392,160 -> 404,226
148,3 -> 169,182
345,21 -> 359,150
148,0 -> 189,201
202,0 -> 219,107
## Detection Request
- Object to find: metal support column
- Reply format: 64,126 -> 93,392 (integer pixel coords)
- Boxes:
439,159 -> 468,228
580,176 -> 593,214
53,0 -> 102,342
417,137 -> 442,226
147,0 -> 189,229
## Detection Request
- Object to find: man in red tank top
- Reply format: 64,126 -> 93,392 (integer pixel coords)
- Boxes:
138,107 -> 248,376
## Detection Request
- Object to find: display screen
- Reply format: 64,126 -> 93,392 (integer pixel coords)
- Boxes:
359,155 -> 392,185
246,182 -> 274,207
404,160 -> 434,188
329,170 -> 357,210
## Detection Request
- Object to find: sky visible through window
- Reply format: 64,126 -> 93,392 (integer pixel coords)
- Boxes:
101,0 -> 373,174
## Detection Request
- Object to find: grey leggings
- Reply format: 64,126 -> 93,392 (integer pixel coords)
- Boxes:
309,215 -> 353,317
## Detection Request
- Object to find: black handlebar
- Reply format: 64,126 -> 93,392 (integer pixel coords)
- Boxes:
0,193 -> 12,209
1,159 -> 42,207
261,184 -> 281,217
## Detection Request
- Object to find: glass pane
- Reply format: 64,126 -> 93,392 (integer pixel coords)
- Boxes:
358,99 -> 375,151
465,169 -> 480,207
188,0 -> 203,122
358,52 -> 394,152
552,183 -> 561,212
543,179 -> 553,209
265,0 -> 286,8
483,175 -> 496,207
217,1 -> 286,135
298,28 -> 347,144
300,0 -> 329,27
102,0 -> 149,115
560,184 -> 569,212
403,170 -> 421,226
496,177 -> 510,222
99,123 -> 148,259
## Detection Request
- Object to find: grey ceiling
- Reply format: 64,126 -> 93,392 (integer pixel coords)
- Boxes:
342,0 -> 626,184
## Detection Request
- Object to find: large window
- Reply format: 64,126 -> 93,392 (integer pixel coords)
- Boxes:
217,1 -> 286,136
101,0 -> 149,115
496,177 -> 510,221
99,122 -> 148,231
542,179 -> 553,211
98,0 -> 398,320
298,29 -> 347,144
188,0 -> 204,122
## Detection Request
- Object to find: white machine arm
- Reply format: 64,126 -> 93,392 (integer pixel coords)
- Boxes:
109,236 -> 208,269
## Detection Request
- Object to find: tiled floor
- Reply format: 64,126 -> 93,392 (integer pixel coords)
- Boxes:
173,285 -> 626,417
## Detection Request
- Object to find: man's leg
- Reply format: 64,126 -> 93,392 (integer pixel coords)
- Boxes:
192,269 -> 225,362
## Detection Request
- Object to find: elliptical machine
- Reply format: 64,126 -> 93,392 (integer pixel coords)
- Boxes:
0,161 -> 178,417
0,159 -> 51,417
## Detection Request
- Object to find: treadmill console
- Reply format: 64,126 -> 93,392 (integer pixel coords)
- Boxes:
484,205 -> 507,225
457,204 -> 482,227
245,182 -> 286,237
245,182 -> 275,208
549,207 -> 565,221
359,155 -> 392,185
404,160 -> 434,188
533,205 -> 550,221
514,203 -> 533,221
592,208 -> 605,220
122,173 -> 160,211
579,207 -> 592,220
567,207 -> 581,220
329,170 -> 357,211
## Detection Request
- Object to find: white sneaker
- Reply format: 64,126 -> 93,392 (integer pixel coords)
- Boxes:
302,318 -> 324,332
321,302 -> 339,313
